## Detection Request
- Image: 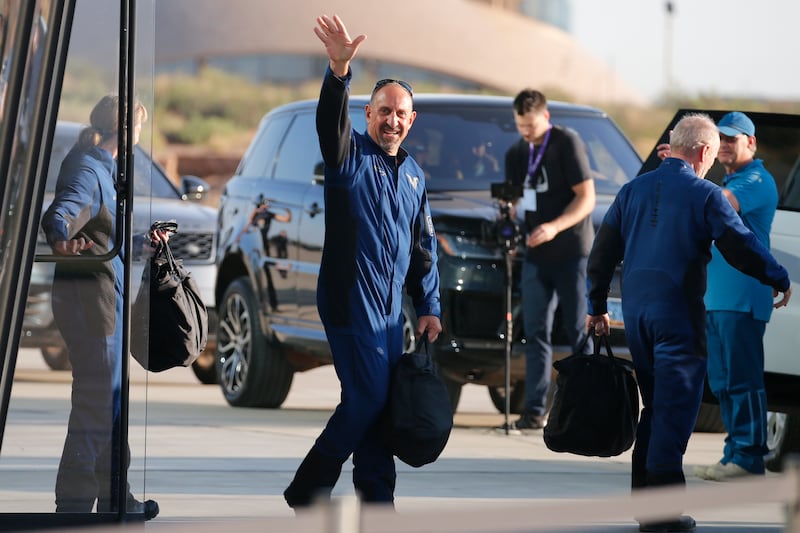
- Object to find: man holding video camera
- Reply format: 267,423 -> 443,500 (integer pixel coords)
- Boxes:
503,89 -> 596,430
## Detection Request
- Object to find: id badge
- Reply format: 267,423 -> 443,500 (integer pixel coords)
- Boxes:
520,188 -> 537,213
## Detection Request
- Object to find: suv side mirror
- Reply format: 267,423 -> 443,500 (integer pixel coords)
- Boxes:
181,175 -> 211,201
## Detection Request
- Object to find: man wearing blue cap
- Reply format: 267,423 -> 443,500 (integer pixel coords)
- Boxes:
695,111 -> 781,481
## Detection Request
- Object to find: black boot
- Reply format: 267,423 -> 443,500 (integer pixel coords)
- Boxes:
354,479 -> 396,508
284,446 -> 343,509
636,470 -> 692,531
125,497 -> 160,521
353,466 -> 396,506
97,494 -> 159,521
639,515 -> 696,532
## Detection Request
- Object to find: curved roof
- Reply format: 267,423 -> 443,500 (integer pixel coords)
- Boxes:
69,0 -> 643,105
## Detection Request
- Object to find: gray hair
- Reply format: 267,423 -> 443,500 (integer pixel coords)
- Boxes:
669,113 -> 717,155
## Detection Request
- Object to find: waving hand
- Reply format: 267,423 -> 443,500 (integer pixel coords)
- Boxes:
313,14 -> 366,77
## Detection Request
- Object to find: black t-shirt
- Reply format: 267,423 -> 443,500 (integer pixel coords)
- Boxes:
504,125 -> 594,263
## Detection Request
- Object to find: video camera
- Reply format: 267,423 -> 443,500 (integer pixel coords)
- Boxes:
255,193 -> 269,208
490,182 -> 523,249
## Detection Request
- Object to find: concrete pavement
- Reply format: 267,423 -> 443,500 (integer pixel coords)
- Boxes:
0,350 -> 792,531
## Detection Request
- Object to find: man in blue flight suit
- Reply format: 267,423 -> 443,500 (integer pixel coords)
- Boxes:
283,14 -> 442,508
586,113 -> 791,533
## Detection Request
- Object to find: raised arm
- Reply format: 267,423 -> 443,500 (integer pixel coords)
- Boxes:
313,14 -> 366,77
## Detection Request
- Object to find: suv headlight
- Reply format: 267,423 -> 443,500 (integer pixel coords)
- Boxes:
437,233 -> 502,260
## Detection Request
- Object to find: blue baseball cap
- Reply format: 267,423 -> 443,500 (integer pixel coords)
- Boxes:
718,111 -> 755,137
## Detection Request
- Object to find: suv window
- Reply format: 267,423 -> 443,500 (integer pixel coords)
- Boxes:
557,115 -> 641,195
237,112 -> 292,178
273,112 -> 322,183
403,104 -> 640,196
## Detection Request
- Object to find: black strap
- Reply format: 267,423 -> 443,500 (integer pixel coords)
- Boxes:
150,219 -> 178,235
414,332 -> 430,356
593,332 -> 616,359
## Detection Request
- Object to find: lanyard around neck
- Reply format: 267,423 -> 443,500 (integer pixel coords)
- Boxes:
526,126 -> 552,183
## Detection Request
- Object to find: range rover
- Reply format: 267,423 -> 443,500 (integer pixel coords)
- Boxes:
213,94 -> 637,411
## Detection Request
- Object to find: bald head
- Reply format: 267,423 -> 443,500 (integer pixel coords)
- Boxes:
669,113 -> 720,179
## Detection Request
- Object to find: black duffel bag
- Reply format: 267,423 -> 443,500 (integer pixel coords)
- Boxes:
543,332 -> 639,457
385,335 -> 453,467
131,221 -> 208,372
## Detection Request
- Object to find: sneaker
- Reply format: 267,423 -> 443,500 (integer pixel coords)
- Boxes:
639,515 -> 696,532
704,461 -> 755,481
511,412 -> 546,430
693,461 -> 723,479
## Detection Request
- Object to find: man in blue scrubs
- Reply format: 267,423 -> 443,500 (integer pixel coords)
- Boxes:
696,112 -> 779,480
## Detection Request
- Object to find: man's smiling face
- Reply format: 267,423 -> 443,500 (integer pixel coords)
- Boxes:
366,84 -> 416,156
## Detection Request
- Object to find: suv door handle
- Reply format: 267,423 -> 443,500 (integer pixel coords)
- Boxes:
306,202 -> 323,218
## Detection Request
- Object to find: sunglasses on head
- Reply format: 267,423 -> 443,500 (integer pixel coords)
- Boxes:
372,78 -> 414,98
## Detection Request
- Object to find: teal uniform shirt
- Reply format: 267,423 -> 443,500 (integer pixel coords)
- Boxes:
705,159 -> 778,322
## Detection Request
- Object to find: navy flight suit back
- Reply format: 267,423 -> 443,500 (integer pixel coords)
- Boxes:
587,157 -> 789,488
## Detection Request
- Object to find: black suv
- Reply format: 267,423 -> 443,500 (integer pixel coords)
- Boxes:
214,94 -> 640,411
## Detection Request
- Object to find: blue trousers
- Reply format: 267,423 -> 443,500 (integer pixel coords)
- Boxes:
625,308 -> 707,489
706,311 -> 768,474
521,257 -> 590,416
285,318 -> 403,505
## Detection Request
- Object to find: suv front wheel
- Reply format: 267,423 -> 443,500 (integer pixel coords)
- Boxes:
217,277 -> 293,407
766,411 -> 800,472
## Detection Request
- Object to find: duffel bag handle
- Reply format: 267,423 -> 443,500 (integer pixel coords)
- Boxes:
592,330 -> 617,360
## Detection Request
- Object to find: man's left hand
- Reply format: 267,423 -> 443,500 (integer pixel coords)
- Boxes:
586,314 -> 610,336
526,222 -> 557,248
774,286 -> 792,309
417,315 -> 442,343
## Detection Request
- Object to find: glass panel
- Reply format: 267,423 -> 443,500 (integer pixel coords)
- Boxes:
2,0 -> 158,520
1,0 -> 70,514
128,0 -> 156,514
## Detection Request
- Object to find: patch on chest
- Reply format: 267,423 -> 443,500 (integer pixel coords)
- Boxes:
406,171 -> 419,190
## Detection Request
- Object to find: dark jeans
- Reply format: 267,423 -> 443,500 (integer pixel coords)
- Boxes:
520,256 -> 590,416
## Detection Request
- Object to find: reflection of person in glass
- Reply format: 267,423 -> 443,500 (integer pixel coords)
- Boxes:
41,95 -> 159,519
270,229 -> 290,279
236,198 -> 291,309
471,142 -> 500,177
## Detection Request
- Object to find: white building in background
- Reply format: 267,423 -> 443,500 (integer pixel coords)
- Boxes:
519,0 -> 572,32
69,0 -> 644,105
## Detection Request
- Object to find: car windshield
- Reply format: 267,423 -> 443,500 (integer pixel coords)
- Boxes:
44,124 -> 180,199
394,104 -> 640,195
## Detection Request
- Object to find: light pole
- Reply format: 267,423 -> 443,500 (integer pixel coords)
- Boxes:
664,1 -> 675,96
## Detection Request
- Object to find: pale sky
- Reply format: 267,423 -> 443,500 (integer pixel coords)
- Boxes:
569,0 -> 796,102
